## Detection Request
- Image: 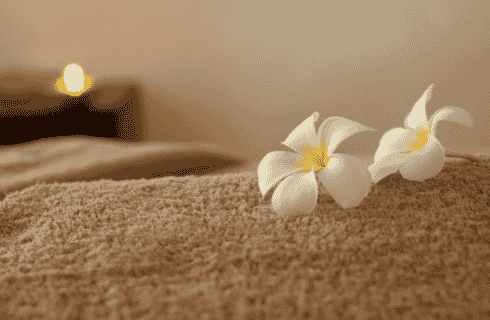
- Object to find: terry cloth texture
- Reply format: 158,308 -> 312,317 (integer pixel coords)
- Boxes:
0,155 -> 490,319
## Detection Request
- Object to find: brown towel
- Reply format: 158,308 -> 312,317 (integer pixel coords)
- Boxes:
0,136 -> 250,200
0,155 -> 489,319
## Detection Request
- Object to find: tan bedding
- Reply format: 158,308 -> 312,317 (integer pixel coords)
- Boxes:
0,152 -> 489,319
0,136 -> 250,201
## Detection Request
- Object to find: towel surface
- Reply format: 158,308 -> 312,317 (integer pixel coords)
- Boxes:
0,155 -> 489,319
0,136 -> 253,201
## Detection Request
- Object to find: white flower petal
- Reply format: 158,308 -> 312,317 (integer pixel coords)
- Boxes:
281,112 -> 320,153
271,168 -> 318,216
398,134 -> 445,181
371,127 -> 416,163
368,162 -> 397,184
368,127 -> 416,184
257,151 -> 304,197
317,154 -> 372,209
403,84 -> 433,131
317,116 -> 376,157
428,106 -> 474,137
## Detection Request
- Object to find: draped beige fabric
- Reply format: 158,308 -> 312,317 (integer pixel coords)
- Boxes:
0,155 -> 488,319
0,136 -> 250,201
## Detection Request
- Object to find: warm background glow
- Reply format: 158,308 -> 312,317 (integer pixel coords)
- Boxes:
63,63 -> 84,92
1,1 -> 489,164
54,62 -> 93,96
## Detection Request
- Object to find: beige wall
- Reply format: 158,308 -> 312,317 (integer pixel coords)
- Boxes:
1,0 -> 490,162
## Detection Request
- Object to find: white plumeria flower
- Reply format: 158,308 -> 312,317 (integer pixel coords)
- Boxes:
368,84 -> 474,184
257,112 -> 376,216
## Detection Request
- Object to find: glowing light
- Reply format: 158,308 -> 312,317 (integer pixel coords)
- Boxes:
54,63 -> 94,96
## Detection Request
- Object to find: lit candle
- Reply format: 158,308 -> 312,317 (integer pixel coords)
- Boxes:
54,63 -> 94,96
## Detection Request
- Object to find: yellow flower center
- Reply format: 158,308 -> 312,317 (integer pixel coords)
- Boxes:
294,139 -> 330,173
401,121 -> 432,158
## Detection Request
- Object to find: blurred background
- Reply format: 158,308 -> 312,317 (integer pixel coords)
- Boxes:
0,0 -> 489,196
